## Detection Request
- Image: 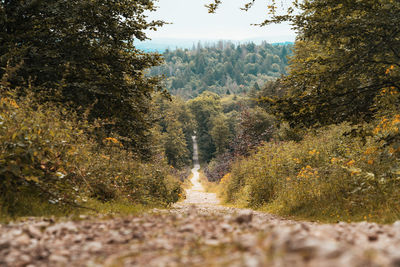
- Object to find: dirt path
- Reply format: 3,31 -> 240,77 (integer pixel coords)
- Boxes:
181,136 -> 219,206
2,137 -> 400,266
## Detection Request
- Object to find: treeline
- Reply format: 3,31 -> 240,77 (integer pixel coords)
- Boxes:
149,41 -> 292,98
200,0 -> 400,223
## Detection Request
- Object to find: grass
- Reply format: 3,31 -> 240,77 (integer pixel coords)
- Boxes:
213,123 -> 400,224
182,172 -> 194,190
199,169 -> 219,194
0,194 -> 160,224
260,202 -> 400,224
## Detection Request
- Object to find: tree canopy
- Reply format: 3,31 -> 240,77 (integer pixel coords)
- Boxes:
249,0 -> 400,128
149,41 -> 292,99
0,0 -> 165,158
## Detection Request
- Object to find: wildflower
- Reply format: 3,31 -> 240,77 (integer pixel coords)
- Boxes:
346,160 -> 355,166
385,65 -> 395,74
297,166 -> 319,179
364,148 -> 376,155
392,115 -> 400,125
104,137 -> 122,146
1,98 -> 19,108
101,154 -> 110,160
293,158 -> 301,164
221,173 -> 231,184
56,172 -> 66,179
308,149 -> 320,157
367,159 -> 374,165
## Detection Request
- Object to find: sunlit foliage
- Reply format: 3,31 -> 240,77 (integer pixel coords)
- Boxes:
0,94 -> 182,217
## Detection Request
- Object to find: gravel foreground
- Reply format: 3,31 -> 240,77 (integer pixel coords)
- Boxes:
2,204 -> 400,267
2,138 -> 400,266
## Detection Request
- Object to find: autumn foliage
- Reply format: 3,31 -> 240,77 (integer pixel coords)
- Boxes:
217,122 -> 400,223
0,94 -> 181,217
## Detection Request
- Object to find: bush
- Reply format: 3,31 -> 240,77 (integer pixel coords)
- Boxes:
219,123 -> 400,223
204,152 -> 233,182
0,94 -> 182,217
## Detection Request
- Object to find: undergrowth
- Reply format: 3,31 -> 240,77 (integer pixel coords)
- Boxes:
216,123 -> 400,223
0,94 -> 183,220
200,169 -> 219,194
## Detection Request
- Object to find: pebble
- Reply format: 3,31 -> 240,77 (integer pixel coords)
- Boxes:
85,241 -> 103,252
234,210 -> 253,224
13,234 -> 31,247
27,225 -> 42,239
49,254 -> 68,264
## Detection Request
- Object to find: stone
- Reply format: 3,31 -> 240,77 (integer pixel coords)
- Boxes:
179,224 -> 195,233
85,241 -> 103,252
221,223 -> 233,232
235,211 -> 253,224
0,240 -> 11,250
49,254 -> 68,264
27,225 -> 42,239
368,234 -> 378,242
13,234 -> 31,247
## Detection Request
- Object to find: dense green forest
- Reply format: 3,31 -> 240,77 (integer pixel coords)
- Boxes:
149,42 -> 292,98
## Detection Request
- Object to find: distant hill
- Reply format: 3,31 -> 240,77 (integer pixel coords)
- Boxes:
136,38 -> 294,53
148,41 -> 293,99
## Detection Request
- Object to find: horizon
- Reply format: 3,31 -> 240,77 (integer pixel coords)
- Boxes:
136,37 -> 294,52
145,0 -> 296,43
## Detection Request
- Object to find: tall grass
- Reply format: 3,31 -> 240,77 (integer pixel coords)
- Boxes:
218,123 -> 400,223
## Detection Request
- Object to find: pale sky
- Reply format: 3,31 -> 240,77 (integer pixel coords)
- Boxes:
146,0 -> 297,42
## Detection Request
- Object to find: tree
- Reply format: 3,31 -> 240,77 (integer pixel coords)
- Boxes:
149,41 -> 292,98
268,0 -> 400,127
188,92 -> 222,162
0,0 -> 165,158
210,115 -> 230,155
164,115 -> 190,169
233,107 -> 276,156
153,95 -> 195,168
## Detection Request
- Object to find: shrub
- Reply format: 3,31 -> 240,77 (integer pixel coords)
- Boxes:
0,94 -> 182,217
219,123 -> 400,223
204,152 -> 233,182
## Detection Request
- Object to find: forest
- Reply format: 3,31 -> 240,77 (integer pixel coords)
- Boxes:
149,41 -> 291,98
200,0 -> 400,223
1,0 -> 399,226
